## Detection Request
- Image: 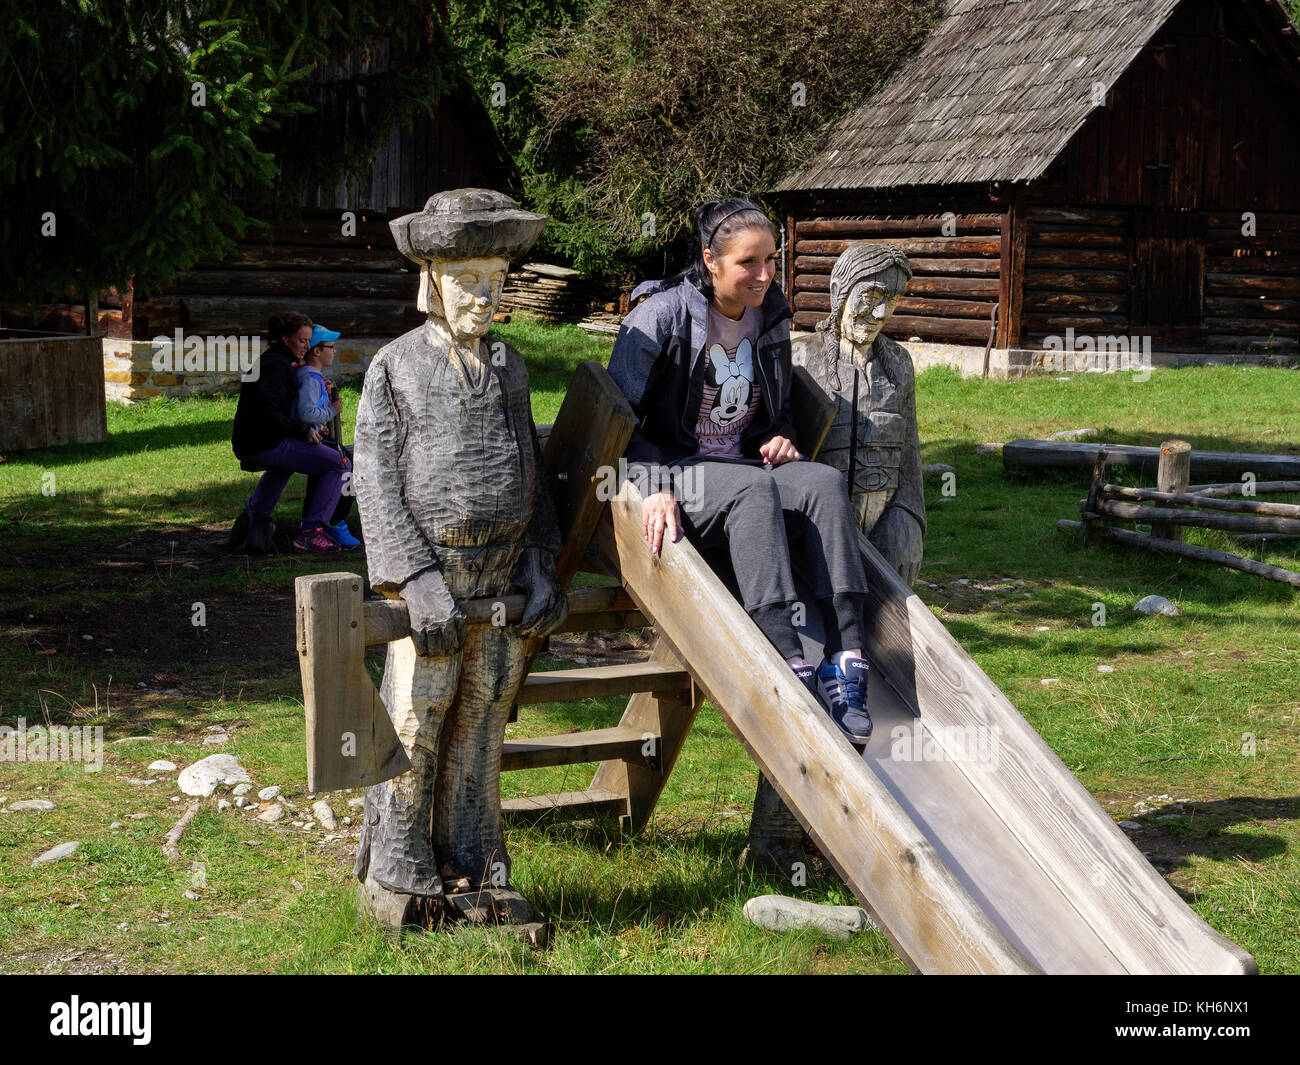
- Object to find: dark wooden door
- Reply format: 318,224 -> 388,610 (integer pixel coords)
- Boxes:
1129,209 -> 1207,344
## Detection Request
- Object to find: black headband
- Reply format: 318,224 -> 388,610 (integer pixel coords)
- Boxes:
704,205 -> 759,249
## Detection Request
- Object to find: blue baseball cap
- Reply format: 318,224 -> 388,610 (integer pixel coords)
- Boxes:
310,324 -> 341,347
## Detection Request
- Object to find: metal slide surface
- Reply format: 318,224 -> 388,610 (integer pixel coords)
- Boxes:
609,486 -> 1255,974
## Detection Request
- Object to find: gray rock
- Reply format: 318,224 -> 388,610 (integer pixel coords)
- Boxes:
1048,428 -> 1098,441
922,463 -> 955,477
110,822 -> 122,829
257,804 -> 285,823
33,841 -> 81,865
148,760 -> 177,772
346,797 -> 365,808
311,800 -> 338,831
257,785 -> 282,801
234,796 -> 247,808
1119,820 -> 1143,830
743,895 -> 875,940
231,783 -> 252,797
973,442 -> 1003,454
8,799 -> 56,812
202,734 -> 229,746
125,778 -> 157,786
177,754 -> 251,798
1096,664 -> 1115,673
217,800 -> 233,812
1134,595 -> 1180,617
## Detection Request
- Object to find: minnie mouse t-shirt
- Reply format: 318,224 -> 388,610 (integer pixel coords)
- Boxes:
693,303 -> 763,459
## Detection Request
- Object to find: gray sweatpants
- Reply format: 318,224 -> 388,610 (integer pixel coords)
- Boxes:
675,459 -> 868,660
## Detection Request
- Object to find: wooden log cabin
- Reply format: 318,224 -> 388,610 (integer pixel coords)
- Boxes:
768,0 -> 1300,361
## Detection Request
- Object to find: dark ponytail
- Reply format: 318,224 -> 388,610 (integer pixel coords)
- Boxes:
266,311 -> 313,344
661,199 -> 777,302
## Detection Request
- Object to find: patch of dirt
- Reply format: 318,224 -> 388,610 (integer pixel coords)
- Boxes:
3,522 -> 654,719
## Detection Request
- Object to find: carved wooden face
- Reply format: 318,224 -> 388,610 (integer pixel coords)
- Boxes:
432,257 -> 510,341
840,281 -> 902,349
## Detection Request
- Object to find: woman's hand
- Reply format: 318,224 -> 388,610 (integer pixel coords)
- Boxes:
760,435 -> 801,466
642,491 -> 681,556
305,427 -> 322,445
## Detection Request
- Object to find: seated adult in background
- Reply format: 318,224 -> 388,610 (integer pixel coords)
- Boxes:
229,311 -> 347,554
295,323 -> 360,549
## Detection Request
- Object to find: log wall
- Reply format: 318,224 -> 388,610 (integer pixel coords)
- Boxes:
790,211 -> 1001,341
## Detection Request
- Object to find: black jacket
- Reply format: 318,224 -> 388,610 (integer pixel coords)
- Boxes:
608,277 -> 794,494
232,340 -> 305,458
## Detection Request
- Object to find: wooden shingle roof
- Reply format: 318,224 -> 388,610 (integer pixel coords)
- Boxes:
774,0 -> 1186,191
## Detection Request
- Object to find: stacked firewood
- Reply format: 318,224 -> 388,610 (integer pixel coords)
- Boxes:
501,263 -> 618,323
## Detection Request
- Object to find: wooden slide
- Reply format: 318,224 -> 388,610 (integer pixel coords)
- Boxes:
605,481 -> 1257,975
300,362 -> 1255,973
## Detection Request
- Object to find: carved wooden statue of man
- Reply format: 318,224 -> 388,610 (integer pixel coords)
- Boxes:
744,242 -> 926,877
794,241 -> 926,583
352,188 -> 566,931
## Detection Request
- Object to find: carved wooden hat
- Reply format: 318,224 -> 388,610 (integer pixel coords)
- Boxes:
389,188 -> 547,264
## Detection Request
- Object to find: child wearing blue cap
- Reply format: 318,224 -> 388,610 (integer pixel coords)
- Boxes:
295,324 -> 361,549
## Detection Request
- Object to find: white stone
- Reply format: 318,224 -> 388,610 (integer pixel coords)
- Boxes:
33,841 -> 80,865
742,895 -> 874,940
1048,428 -> 1098,441
8,799 -> 56,812
1134,595 -> 1180,617
1035,626 -> 1051,632
232,783 -> 252,797
312,800 -> 338,831
257,786 -> 281,801
1096,664 -> 1115,673
202,734 -> 229,745
1040,678 -> 1060,686
148,760 -> 177,772
258,804 -> 285,823
177,754 -> 251,797
110,822 -> 122,829
234,796 -> 247,808
217,800 -> 233,812
346,797 -> 365,808
1119,820 -> 1143,830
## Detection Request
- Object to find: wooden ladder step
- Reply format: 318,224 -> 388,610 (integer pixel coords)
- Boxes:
515,661 -> 691,705
501,725 -> 658,772
501,788 -> 628,824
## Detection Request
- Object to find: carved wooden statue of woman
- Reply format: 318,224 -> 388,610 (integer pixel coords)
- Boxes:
352,188 -> 567,931
793,241 -> 926,583
745,241 -> 927,875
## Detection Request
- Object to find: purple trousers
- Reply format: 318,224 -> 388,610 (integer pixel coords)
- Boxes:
242,437 -> 347,527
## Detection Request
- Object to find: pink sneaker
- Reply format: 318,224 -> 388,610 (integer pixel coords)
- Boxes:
293,526 -> 341,553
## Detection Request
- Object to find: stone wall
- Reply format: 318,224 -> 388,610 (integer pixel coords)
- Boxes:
102,338 -> 385,403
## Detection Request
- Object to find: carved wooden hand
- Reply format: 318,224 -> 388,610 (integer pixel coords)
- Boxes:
509,546 -> 568,638
399,569 -> 468,656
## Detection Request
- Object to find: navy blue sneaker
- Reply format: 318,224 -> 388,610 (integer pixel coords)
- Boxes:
816,655 -> 872,743
792,662 -> 818,695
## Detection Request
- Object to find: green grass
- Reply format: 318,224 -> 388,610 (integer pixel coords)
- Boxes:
0,327 -> 1297,973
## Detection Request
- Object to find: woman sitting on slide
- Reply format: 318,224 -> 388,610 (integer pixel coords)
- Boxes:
230,312 -> 347,554
608,199 -> 874,743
